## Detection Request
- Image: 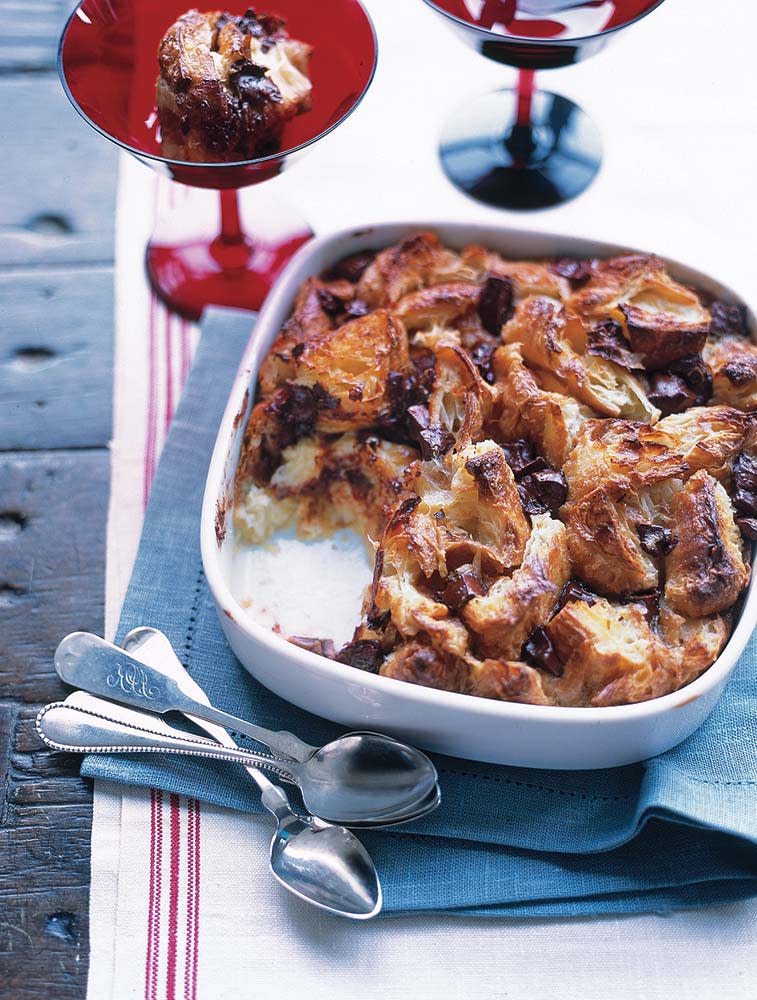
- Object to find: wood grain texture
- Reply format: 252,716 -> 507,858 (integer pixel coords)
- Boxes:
0,75 -> 118,268
0,267 -> 114,450
0,449 -> 109,705
0,0 -> 69,73
0,449 -> 107,998
2,16 -> 119,995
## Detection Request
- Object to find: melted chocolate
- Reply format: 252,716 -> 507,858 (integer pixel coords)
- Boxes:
289,636 -> 336,659
557,579 -> 598,611
733,452 -> 757,494
637,523 -> 678,557
517,468 -> 568,516
500,439 -> 535,477
710,301 -> 748,339
335,640 -> 383,673
586,320 -> 643,371
522,626 -> 564,677
438,566 -> 487,611
417,424 -> 455,461
668,354 -> 712,403
326,250 -> 377,284
550,257 -> 597,287
478,275 -> 514,336
647,372 -> 698,415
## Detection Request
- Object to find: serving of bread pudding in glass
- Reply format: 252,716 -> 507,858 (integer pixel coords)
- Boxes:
233,232 -> 757,708
156,7 -> 312,162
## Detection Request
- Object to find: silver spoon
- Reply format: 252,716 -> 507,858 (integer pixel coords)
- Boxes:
121,627 -> 440,828
55,631 -> 440,825
61,690 -> 382,919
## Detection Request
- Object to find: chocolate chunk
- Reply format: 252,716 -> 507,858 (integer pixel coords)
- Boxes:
550,257 -> 598,286
469,338 -> 497,384
586,320 -> 643,371
515,456 -> 550,480
522,626 -> 564,677
348,386 -> 363,401
291,341 -> 306,359
366,609 -> 391,630
647,372 -> 698,415
228,59 -> 281,107
733,452 -> 757,494
417,424 -> 455,461
736,516 -> 757,541
317,288 -> 342,317
336,640 -> 383,673
710,301 -> 748,339
478,275 -> 514,336
637,523 -> 678,557
465,450 -> 502,496
311,382 -> 340,411
733,489 -> 757,518
269,383 -> 318,442
386,371 -> 408,420
621,589 -> 660,624
406,403 -> 430,437
438,566 -> 487,611
668,354 -> 712,403
289,636 -> 337,659
517,468 -> 568,515
500,439 -> 535,477
557,579 -> 598,611
326,250 -> 376,284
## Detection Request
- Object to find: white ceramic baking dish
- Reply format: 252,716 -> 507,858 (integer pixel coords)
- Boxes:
201,222 -> 757,769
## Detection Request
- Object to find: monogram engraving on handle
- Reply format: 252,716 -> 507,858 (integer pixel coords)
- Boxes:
106,661 -> 160,700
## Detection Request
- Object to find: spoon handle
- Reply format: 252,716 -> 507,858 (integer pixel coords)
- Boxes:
36,701 -> 299,782
55,631 -> 315,763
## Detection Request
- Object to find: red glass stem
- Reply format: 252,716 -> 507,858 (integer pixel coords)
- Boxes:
212,189 -> 252,270
516,68 -> 536,128
220,188 -> 245,245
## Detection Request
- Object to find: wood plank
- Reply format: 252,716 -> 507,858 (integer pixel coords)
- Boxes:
0,267 -> 113,450
0,449 -> 108,704
0,75 -> 118,268
0,1 -> 68,73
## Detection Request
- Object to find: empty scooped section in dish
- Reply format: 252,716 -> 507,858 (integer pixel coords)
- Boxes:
228,527 -> 372,649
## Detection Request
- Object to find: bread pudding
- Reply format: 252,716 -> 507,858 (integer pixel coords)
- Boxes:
156,8 -> 312,162
233,232 -> 756,708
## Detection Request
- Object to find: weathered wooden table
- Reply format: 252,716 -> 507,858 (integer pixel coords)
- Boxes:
1,3 -> 119,994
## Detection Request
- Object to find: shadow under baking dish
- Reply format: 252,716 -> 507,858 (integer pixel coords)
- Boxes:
202,220 -> 757,770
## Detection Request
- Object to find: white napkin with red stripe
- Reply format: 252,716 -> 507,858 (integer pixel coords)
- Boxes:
88,2 -> 757,996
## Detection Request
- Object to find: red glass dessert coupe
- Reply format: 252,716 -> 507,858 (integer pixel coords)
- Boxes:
423,0 -> 666,210
59,0 -> 377,319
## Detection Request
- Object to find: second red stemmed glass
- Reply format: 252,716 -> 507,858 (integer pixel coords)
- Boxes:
423,0 -> 665,210
59,0 -> 377,318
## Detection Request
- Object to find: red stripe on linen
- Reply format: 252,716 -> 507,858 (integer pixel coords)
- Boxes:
165,312 -> 174,434
184,799 -> 196,1000
144,789 -> 164,1000
144,292 -> 158,509
144,789 -> 157,1000
191,800 -> 201,1000
166,794 -> 182,1000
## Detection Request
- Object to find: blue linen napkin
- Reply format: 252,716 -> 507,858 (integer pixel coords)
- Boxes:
82,308 -> 757,917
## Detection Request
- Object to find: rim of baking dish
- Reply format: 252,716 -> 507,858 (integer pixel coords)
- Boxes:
201,220 -> 757,727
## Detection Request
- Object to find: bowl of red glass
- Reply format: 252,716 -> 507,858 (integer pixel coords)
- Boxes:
59,1 -> 377,318
422,0 -> 665,210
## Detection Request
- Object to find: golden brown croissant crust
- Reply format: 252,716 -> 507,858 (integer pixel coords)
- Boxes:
156,8 -> 312,162
234,233 -> 756,708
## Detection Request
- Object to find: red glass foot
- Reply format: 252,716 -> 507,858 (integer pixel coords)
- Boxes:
146,188 -> 312,319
